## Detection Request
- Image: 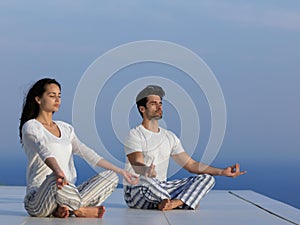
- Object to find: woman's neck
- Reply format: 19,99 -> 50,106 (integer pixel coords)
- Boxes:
36,113 -> 54,126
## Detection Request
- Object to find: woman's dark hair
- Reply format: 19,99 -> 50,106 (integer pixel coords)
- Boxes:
19,78 -> 61,142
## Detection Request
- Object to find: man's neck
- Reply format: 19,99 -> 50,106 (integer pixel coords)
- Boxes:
142,119 -> 159,133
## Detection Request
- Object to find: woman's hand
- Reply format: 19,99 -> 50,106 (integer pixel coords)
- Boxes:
45,157 -> 69,189
120,170 -> 139,185
96,158 -> 139,184
56,171 -> 69,189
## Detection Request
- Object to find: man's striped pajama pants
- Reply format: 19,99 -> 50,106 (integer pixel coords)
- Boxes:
124,174 -> 215,210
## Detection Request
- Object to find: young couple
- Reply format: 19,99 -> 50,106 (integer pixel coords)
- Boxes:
20,78 -> 245,218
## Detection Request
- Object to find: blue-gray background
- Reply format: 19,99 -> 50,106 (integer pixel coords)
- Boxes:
1,1 -> 299,209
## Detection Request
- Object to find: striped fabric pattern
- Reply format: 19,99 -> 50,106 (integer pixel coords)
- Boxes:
124,174 -> 215,210
24,170 -> 118,217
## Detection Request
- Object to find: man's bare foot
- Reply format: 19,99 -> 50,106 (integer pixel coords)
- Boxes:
158,199 -> 183,211
52,205 -> 70,218
73,206 -> 106,218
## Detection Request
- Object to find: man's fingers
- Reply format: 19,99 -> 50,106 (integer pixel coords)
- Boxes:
57,177 -> 68,189
150,164 -> 155,169
149,164 -> 155,173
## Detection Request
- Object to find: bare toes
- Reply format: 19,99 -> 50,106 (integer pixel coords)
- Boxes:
53,206 -> 69,218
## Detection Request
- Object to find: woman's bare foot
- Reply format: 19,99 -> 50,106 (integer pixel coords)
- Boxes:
52,205 -> 70,218
73,206 -> 106,218
158,199 -> 183,211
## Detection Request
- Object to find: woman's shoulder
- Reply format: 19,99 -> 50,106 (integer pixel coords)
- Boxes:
22,119 -> 43,134
55,120 -> 74,132
23,119 -> 40,128
55,120 -> 71,127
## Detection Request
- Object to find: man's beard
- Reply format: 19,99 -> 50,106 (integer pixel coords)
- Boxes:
152,115 -> 162,120
155,110 -> 162,118
152,112 -> 162,120
147,110 -> 162,120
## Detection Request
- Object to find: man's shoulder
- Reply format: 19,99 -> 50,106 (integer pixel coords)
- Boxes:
127,125 -> 143,137
160,127 -> 177,136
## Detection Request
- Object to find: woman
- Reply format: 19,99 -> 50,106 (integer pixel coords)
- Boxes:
19,78 -> 138,218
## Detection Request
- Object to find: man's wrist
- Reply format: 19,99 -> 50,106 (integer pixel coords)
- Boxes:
132,165 -> 148,175
218,168 -> 224,176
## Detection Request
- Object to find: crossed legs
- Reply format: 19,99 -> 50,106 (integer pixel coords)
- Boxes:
25,170 -> 118,218
54,170 -> 118,218
124,174 -> 215,210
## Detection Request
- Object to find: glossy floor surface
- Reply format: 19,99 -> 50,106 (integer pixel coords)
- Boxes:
0,186 -> 299,225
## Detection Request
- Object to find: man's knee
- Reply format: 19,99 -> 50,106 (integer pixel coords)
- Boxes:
207,174 -> 215,187
196,174 -> 215,187
139,175 -> 157,185
205,174 -> 215,183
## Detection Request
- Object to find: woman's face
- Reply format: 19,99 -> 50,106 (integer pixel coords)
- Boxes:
36,83 -> 61,113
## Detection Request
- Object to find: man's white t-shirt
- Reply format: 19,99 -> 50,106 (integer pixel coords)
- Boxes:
124,125 -> 185,185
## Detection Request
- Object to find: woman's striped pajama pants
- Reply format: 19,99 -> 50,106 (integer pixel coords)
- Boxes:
24,170 -> 118,217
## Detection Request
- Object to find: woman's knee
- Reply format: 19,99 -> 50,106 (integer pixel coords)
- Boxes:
98,170 -> 119,187
108,170 -> 119,185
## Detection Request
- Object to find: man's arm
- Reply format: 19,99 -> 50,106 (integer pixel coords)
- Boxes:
172,152 -> 246,177
127,152 -> 156,177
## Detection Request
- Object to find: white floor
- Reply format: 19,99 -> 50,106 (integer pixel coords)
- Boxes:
0,186 -> 299,225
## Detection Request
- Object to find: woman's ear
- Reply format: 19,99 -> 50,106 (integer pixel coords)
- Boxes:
35,96 -> 41,104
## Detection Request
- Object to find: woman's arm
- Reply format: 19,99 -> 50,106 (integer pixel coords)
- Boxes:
45,157 -> 68,189
96,158 -> 139,185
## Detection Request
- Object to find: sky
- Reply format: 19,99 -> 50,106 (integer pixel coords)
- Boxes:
0,0 -> 300,208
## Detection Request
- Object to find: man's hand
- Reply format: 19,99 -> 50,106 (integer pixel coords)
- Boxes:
127,152 -> 157,177
145,163 -> 157,178
221,163 -> 246,178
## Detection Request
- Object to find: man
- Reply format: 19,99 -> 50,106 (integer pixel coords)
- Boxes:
123,85 -> 246,211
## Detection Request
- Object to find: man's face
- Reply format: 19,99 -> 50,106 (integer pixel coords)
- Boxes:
143,95 -> 163,120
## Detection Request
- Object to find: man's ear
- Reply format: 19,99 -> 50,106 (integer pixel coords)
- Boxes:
139,106 -> 145,113
35,96 -> 41,104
